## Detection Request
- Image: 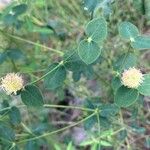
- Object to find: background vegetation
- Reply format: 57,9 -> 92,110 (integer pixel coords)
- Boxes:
0,0 -> 150,150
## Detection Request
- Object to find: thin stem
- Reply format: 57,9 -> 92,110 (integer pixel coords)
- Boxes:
21,122 -> 35,136
17,112 -> 96,144
99,127 -> 125,139
27,50 -> 75,85
28,61 -> 63,85
96,109 -> 101,149
0,31 -> 64,56
43,104 -> 94,112
120,111 -> 131,150
0,104 -> 94,112
0,105 -> 25,112
8,143 -> 16,150
0,110 -> 10,120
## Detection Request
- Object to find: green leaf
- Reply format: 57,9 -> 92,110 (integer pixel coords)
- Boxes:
44,63 -> 66,90
115,86 -> 139,107
132,126 -> 146,134
138,74 -> 150,96
100,140 -> 112,146
78,40 -> 101,64
7,48 -> 24,60
131,36 -> 150,50
0,123 -> 15,141
54,145 -> 61,150
25,140 -> 39,150
119,22 -> 139,40
111,77 -> 122,93
131,123 -> 146,134
84,115 -> 97,130
64,51 -> 94,81
12,4 -> 27,16
100,129 -> 113,137
133,0 -> 144,14
91,144 -> 99,150
145,0 -> 150,20
86,17 -> 107,42
32,26 -> 53,34
118,129 -> 127,141
100,104 -> 120,118
145,137 -> 150,149
80,140 -> 94,146
113,53 -> 137,73
9,106 -> 21,126
21,85 -> 44,107
0,2 -> 16,19
0,52 -> 7,64
99,117 -> 111,129
84,99 -> 97,130
67,142 -> 74,150
83,0 -> 98,12
3,14 -> 17,26
0,100 -> 9,115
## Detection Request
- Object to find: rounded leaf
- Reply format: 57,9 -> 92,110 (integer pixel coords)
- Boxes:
7,48 -> 24,60
44,63 -> 66,90
21,85 -> 44,107
138,74 -> 150,96
78,40 -> 101,64
131,36 -> 150,50
111,77 -> 122,93
115,86 -> 139,107
0,52 -> 7,64
83,0 -> 98,12
86,17 -> 107,42
119,22 -> 139,39
9,106 -> 21,125
12,4 -> 28,15
113,53 -> 137,73
0,123 -> 15,141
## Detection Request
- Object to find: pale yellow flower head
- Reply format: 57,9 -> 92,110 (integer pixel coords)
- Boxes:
1,73 -> 24,95
121,68 -> 143,89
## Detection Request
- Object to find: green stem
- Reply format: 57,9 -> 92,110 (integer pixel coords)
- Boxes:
28,61 -> 63,85
27,50 -> 75,85
120,111 -> 131,150
43,104 -> 94,112
99,127 -> 125,139
96,109 -> 101,149
0,110 -> 10,120
17,112 -> 96,144
0,31 -> 64,56
8,143 -> 16,150
0,104 -> 94,112
21,122 -> 35,136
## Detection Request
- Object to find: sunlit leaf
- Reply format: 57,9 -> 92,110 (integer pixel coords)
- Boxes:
78,40 -> 101,64
119,22 -> 139,39
86,17 -> 107,42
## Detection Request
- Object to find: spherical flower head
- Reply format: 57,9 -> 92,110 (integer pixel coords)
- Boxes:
1,73 -> 24,95
121,68 -> 144,89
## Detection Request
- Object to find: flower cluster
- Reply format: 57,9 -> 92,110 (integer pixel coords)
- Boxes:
121,68 -> 144,89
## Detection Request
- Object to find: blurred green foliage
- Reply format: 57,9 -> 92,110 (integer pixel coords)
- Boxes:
0,0 -> 150,150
